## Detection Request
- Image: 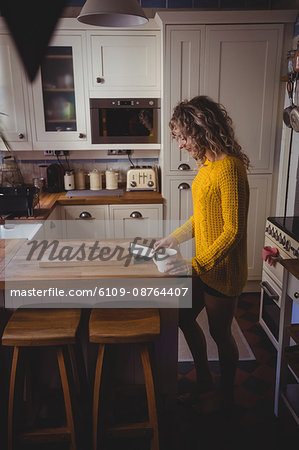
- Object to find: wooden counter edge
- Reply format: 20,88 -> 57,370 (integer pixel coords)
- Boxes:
56,190 -> 164,205
279,259 -> 299,280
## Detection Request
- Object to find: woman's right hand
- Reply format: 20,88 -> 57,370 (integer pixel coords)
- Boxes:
153,235 -> 179,252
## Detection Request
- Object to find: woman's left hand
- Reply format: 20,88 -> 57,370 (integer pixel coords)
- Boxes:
164,253 -> 190,275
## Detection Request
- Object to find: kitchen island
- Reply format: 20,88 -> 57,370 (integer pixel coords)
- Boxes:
0,236 -> 188,449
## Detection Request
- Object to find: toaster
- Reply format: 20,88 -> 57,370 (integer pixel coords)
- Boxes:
126,167 -> 157,191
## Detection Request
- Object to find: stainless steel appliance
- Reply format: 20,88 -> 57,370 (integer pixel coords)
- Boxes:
90,98 -> 160,144
126,166 -> 157,191
260,216 -> 299,348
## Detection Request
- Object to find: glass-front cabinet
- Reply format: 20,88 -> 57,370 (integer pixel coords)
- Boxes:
31,33 -> 87,148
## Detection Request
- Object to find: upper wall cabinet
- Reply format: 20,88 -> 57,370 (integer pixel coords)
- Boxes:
165,26 -> 205,172
31,32 -> 88,149
204,25 -> 283,173
0,34 -> 32,150
163,23 -> 283,175
87,31 -> 161,98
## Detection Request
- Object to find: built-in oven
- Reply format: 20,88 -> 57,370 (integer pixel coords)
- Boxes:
90,98 -> 160,144
260,217 -> 299,349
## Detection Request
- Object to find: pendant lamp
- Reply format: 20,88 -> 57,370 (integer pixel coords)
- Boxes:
77,0 -> 148,27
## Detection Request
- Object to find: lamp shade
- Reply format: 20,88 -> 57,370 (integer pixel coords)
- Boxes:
77,0 -> 148,27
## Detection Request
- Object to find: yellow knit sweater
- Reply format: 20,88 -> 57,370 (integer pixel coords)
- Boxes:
171,156 -> 249,296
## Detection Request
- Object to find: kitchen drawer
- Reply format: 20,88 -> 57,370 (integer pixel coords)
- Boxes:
108,204 -> 163,240
61,205 -> 109,239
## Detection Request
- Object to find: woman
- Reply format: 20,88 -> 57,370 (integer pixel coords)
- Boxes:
154,96 -> 250,410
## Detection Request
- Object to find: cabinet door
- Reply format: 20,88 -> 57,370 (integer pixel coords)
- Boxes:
164,176 -> 195,259
87,32 -> 160,97
0,34 -> 32,150
109,204 -> 163,240
247,174 -> 272,280
165,26 -> 205,173
204,25 -> 283,172
31,33 -> 87,147
61,205 -> 109,239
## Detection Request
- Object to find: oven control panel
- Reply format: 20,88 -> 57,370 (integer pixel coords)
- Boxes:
265,220 -> 299,258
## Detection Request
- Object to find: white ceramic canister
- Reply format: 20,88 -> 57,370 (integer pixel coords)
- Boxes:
75,169 -> 86,190
89,169 -> 102,190
64,170 -> 75,191
105,169 -> 118,190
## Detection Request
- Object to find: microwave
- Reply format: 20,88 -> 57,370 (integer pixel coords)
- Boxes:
90,98 -> 160,144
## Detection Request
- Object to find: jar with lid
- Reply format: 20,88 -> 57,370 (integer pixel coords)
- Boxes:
64,170 -> 75,191
105,169 -> 118,190
75,169 -> 86,190
89,169 -> 102,190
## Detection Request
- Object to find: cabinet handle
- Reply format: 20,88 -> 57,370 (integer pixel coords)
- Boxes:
178,163 -> 190,171
294,292 -> 299,299
78,133 -> 84,139
96,77 -> 104,84
178,183 -> 190,190
18,133 -> 24,139
260,281 -> 279,301
130,211 -> 143,218
77,211 -> 94,219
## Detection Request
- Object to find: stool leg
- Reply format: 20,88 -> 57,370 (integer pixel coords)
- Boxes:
139,343 -> 159,450
68,344 -> 80,396
56,347 -> 76,450
92,344 -> 105,450
8,346 -> 19,450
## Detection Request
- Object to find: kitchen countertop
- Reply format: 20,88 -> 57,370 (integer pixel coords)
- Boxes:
4,189 -> 164,221
280,259 -> 299,280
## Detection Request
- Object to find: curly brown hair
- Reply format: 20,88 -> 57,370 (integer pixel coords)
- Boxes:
169,96 -> 250,169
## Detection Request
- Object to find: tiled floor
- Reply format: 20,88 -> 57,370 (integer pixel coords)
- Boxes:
1,293 -> 298,449
175,292 -> 299,450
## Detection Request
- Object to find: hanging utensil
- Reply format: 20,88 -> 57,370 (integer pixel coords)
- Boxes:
283,79 -> 296,128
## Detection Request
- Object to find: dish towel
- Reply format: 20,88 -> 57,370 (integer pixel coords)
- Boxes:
262,246 -> 279,266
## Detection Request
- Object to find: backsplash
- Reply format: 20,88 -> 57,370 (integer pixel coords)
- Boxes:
14,155 -> 159,187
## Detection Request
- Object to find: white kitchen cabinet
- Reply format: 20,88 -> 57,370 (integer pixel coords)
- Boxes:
247,174 -> 272,280
163,175 -> 195,259
165,26 -> 205,173
108,204 -> 163,240
60,205 -> 109,239
204,24 -> 283,173
0,33 -> 32,150
31,32 -> 88,150
163,23 -> 283,175
87,31 -> 160,98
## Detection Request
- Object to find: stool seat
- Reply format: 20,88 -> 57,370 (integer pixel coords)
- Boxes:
89,308 -> 160,344
2,309 -> 81,347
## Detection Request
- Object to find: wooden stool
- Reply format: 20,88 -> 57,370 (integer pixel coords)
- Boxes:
2,308 -> 82,450
89,308 -> 160,450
